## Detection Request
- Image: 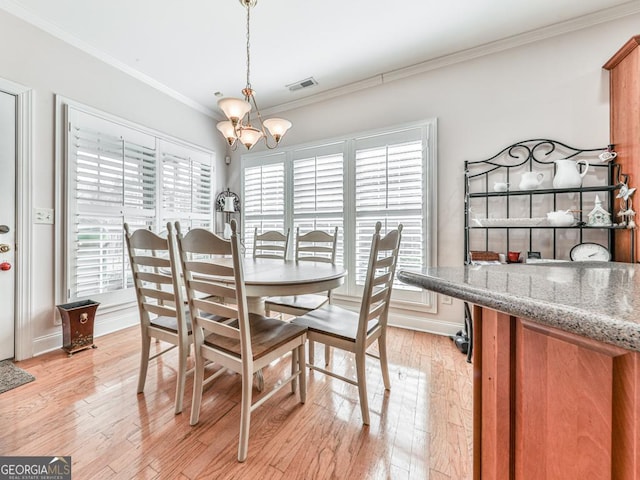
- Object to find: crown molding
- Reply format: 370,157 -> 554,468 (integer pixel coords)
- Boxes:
262,1 -> 640,116
0,0 -> 217,118
2,0 -> 639,118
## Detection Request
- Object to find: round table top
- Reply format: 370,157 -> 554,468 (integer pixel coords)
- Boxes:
239,258 -> 347,297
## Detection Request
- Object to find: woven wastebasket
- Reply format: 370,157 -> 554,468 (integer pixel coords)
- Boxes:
56,300 -> 100,357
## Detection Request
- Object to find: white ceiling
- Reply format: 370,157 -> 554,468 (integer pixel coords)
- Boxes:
2,0 -> 639,117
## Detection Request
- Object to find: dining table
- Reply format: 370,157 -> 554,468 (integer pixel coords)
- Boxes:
225,257 -> 347,391
238,257 -> 347,314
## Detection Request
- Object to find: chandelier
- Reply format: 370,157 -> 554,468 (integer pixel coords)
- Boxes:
216,0 -> 292,150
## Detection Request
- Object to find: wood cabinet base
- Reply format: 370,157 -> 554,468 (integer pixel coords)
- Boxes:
473,306 -> 640,479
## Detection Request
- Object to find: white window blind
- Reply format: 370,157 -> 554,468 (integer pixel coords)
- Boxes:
241,121 -> 434,310
65,105 -> 214,304
69,111 -> 156,300
354,130 -> 424,291
292,149 -> 344,265
243,158 -> 286,254
160,140 -> 213,231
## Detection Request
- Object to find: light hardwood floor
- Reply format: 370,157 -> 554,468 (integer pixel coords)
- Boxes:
1,326 -> 473,479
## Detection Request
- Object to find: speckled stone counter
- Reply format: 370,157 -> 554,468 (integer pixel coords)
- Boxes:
397,262 -> 640,352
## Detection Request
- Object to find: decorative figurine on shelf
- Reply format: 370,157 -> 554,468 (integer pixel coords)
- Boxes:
616,179 -> 636,229
215,188 -> 240,239
587,195 -> 612,226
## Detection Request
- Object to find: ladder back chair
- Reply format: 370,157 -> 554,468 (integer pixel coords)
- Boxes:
291,221 -> 403,425
175,220 -> 307,462
124,222 -> 192,415
265,227 -> 339,362
253,228 -> 290,259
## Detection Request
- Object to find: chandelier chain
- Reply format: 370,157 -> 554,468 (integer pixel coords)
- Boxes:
245,2 -> 251,91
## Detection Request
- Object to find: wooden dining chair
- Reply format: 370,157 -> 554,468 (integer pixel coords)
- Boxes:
291,221 -> 403,425
253,228 -> 290,259
265,227 -> 339,362
124,223 -> 192,415
175,220 -> 307,462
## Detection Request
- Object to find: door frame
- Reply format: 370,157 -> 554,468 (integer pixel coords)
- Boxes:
0,78 -> 33,361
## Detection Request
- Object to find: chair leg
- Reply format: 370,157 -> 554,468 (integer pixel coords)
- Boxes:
298,344 -> 306,404
291,348 -> 298,394
378,334 -> 391,391
238,368 -> 253,462
309,340 -> 315,365
174,342 -> 188,415
324,345 -> 331,366
355,351 -> 370,425
189,348 -> 205,426
255,369 -> 265,392
137,333 -> 151,394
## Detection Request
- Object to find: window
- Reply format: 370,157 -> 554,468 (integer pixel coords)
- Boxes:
160,139 -> 213,231
292,143 -> 345,265
354,131 -> 425,293
243,155 -> 286,255
64,105 -> 214,305
241,121 -> 436,310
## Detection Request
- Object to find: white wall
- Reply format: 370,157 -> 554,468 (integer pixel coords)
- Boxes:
228,13 -> 640,330
0,9 -> 226,358
4,6 -> 639,354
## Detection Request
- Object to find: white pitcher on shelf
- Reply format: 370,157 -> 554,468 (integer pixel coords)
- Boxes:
519,171 -> 544,190
552,159 -> 589,189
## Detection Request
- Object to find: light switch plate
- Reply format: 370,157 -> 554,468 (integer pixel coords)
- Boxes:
34,207 -> 54,224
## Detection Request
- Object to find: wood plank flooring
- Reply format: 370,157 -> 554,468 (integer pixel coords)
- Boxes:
0,326 -> 473,479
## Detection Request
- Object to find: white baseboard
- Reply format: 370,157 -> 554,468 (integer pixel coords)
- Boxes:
387,311 -> 463,337
32,300 -> 464,356
332,296 -> 463,337
32,309 -> 138,357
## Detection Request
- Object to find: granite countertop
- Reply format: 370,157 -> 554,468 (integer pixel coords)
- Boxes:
397,262 -> 640,352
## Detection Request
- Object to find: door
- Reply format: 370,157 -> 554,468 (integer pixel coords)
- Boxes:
0,90 -> 16,360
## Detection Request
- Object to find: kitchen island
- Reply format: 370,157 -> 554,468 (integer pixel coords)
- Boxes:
398,262 -> 640,480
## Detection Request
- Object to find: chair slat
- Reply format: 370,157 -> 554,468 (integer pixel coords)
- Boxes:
375,256 -> 395,269
137,271 -> 173,285
372,272 -> 392,287
192,298 -> 238,320
199,317 -> 240,340
188,279 -> 236,300
297,256 -> 333,263
132,255 -> 171,268
258,245 -> 286,252
298,245 -> 334,253
140,287 -> 175,303
185,260 -> 234,277
369,287 -> 388,305
367,303 -> 386,321
143,303 -> 177,318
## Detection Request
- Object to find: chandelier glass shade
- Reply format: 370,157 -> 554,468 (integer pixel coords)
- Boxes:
217,0 -> 292,150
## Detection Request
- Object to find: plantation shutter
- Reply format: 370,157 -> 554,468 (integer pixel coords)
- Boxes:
243,156 -> 286,255
292,143 -> 344,265
354,128 -> 425,290
65,105 -> 215,305
68,109 -> 156,300
160,140 -> 213,231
